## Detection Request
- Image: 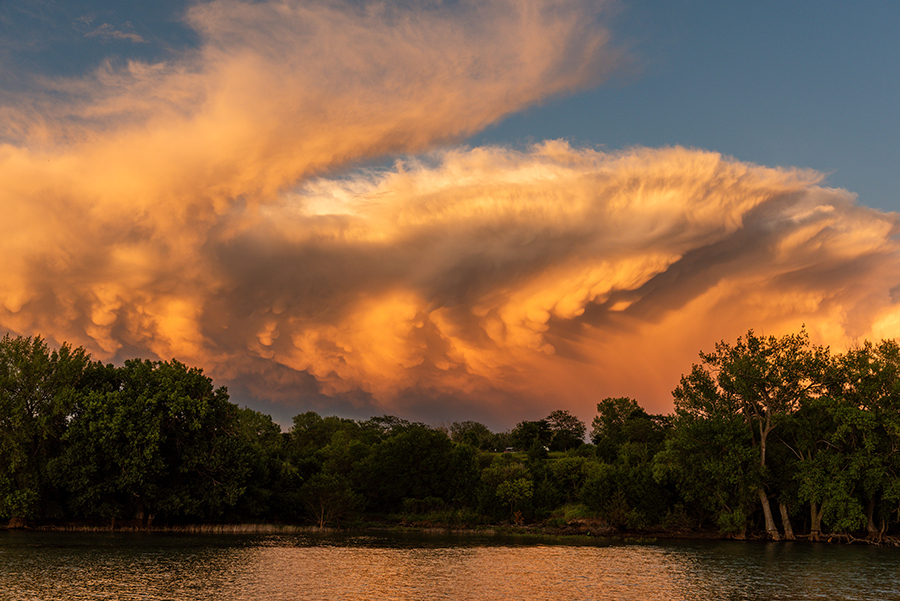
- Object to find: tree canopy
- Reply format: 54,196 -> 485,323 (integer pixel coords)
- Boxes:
4,328 -> 900,544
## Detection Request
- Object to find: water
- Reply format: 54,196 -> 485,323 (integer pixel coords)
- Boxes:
1,530 -> 899,600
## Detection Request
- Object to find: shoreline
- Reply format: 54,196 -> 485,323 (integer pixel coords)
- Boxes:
3,521 -> 898,546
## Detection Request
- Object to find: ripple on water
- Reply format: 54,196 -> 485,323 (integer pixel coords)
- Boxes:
1,533 -> 898,601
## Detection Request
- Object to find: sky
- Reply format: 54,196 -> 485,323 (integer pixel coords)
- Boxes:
1,0 -> 899,430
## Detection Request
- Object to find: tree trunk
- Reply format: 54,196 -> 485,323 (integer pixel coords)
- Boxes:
866,497 -> 879,539
810,502 -> 824,542
133,509 -> 154,528
779,501 -> 795,540
758,488 -> 781,540
317,499 -> 326,529
7,516 -> 27,529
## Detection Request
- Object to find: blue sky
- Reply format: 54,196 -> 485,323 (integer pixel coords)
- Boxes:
472,0 -> 900,213
3,1 -> 898,212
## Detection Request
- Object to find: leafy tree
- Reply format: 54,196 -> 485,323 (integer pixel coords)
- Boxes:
285,412 -> 370,489
510,419 -> 551,451
591,397 -> 640,461
290,411 -> 363,458
0,335 -> 92,523
446,443 -> 481,507
480,454 -> 533,520
778,393 -> 852,540
653,408 -> 759,537
822,341 -> 900,537
319,429 -> 372,478
496,478 -> 534,522
229,407 -> 285,520
591,397 -> 668,462
60,359 -> 246,523
582,408 -> 672,531
671,329 -> 828,540
449,420 -> 497,451
361,425 -> 474,512
550,456 -> 592,503
545,410 -> 586,451
300,472 -> 362,528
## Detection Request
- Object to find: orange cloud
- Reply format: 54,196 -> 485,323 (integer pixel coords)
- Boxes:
212,143 -> 899,423
0,0 -> 619,352
2,1 -> 900,427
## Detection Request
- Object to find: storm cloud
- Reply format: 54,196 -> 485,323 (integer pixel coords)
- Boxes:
2,0 -> 899,427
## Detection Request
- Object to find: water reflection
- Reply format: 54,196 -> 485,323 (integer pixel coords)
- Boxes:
1,531 -> 898,600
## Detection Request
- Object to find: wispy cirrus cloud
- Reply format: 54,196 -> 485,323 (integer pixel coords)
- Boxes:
77,17 -> 147,44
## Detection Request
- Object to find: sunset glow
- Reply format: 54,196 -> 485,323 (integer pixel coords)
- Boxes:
2,0 -> 898,428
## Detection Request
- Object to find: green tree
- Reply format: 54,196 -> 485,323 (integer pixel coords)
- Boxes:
445,443 -> 481,507
653,408 -> 758,537
290,411 -> 363,458
821,341 -> 900,538
449,420 -> 497,451
510,419 -> 551,452
582,399 -> 672,531
496,478 -> 534,523
361,425 -> 474,512
60,359 -> 246,524
229,407 -> 285,520
0,335 -> 92,523
550,456 -> 592,503
778,392 -> 852,540
545,410 -> 586,451
480,454 -> 533,520
591,397 -> 640,461
591,397 -> 668,462
300,472 -> 362,528
672,329 -> 828,540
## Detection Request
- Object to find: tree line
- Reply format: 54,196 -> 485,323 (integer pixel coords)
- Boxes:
1,329 -> 899,542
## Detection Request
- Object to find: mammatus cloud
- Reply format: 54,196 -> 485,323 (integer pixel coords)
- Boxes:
208,144 -> 900,422
2,0 -> 900,427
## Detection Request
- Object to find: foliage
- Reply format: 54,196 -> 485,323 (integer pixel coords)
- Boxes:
449,420 -> 497,451
510,419 -> 551,451
545,410 -> 587,451
58,359 -> 246,522
4,328 -> 900,541
300,472 -> 361,528
496,478 -> 534,519
361,425 -> 476,513
653,409 -> 758,535
229,408 -> 285,519
671,329 -> 829,539
591,397 -> 667,462
0,335 -> 92,519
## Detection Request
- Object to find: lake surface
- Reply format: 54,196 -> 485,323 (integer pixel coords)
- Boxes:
1,530 -> 898,600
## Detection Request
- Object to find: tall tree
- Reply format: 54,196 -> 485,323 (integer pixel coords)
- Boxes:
831,340 -> 900,538
510,419 -> 551,452
591,397 -> 668,462
361,425 -> 475,512
0,335 -> 92,524
449,420 -> 497,451
60,359 -> 246,524
672,328 -> 828,539
654,406 -> 758,537
545,410 -> 586,451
